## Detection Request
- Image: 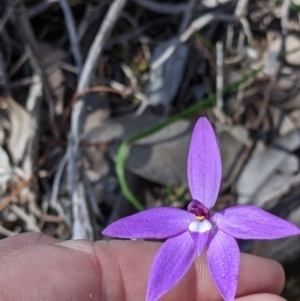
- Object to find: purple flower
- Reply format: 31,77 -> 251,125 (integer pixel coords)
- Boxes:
102,117 -> 300,301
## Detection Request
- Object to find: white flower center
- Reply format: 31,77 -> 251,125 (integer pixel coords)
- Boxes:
189,219 -> 212,233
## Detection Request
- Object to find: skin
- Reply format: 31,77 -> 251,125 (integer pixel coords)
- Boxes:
0,233 -> 286,301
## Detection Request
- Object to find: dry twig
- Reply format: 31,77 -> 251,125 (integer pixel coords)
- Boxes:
0,176 -> 33,211
0,53 -> 10,96
67,0 -> 128,240
12,1 -> 58,137
10,204 -> 40,232
0,5 -> 13,32
152,13 -> 237,70
281,0 -> 291,36
132,0 -> 190,14
216,41 -> 224,119
58,0 -> 82,72
27,0 -> 58,18
178,0 -> 199,34
59,86 -> 127,134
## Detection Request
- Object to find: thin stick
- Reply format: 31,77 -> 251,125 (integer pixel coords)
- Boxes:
82,169 -> 104,219
216,41 -> 224,119
0,52 -> 11,96
12,1 -> 58,137
71,180 -> 94,240
59,85 -> 127,135
77,0 -> 127,90
50,153 -> 66,209
152,13 -> 237,70
26,73 -> 42,112
0,225 -> 17,237
0,5 -> 13,32
10,204 -> 40,232
234,0 -> 253,44
120,63 -> 138,91
27,0 -> 58,18
58,0 -> 82,72
0,176 -> 33,211
239,17 -> 253,45
133,0 -> 189,14
178,0 -> 199,34
67,0 -> 127,239
49,153 -> 72,227
235,0 -> 249,17
281,0 -> 291,36
135,0 -> 196,115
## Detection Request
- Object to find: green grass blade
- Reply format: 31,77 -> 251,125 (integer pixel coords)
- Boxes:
116,66 -> 264,210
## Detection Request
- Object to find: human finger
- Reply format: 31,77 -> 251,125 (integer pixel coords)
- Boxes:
235,294 -> 287,301
0,232 -> 59,249
0,237 -> 285,301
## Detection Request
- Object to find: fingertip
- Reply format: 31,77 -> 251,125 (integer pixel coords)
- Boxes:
238,254 -> 285,296
264,259 -> 285,295
235,293 -> 287,301
192,252 -> 286,301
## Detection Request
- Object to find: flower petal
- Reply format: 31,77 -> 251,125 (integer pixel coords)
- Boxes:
102,207 -> 195,239
187,117 -> 222,209
212,206 -> 300,239
146,231 -> 195,301
207,230 -> 240,301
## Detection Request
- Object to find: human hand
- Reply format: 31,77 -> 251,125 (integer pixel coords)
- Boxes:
0,233 -> 286,301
